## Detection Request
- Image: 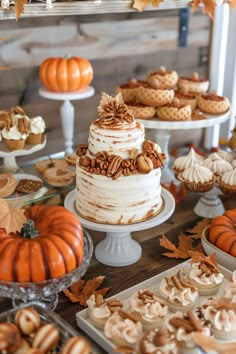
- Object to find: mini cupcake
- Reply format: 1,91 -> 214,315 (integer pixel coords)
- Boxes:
128,288 -> 168,329
197,92 -> 230,115
178,72 -> 209,94
136,82 -> 174,107
224,271 -> 236,303
200,297 -> 236,340
126,101 -> 156,119
174,89 -> 198,111
26,116 -> 46,144
104,309 -> 143,348
218,168 -> 236,195
86,294 -> 123,329
115,79 -> 146,102
172,148 -> 203,176
188,251 -> 224,296
214,148 -> 235,163
157,98 -> 192,121
2,115 -> 29,151
147,66 -> 178,89
177,163 -> 215,192
139,327 -> 178,354
159,269 -> 198,312
167,310 -> 211,353
203,152 -> 233,177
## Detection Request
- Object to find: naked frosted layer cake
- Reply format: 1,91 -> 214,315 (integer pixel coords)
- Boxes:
75,92 -> 166,224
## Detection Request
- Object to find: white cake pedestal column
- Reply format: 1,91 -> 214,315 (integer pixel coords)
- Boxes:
39,87 -> 95,155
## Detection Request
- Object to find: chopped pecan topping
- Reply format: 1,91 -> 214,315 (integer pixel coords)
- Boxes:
76,144 -> 88,156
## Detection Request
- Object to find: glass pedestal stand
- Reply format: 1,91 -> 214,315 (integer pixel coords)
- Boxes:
64,188 -> 175,267
138,111 -> 230,185
39,87 -> 95,155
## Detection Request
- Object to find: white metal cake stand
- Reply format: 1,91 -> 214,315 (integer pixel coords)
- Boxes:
138,111 -> 230,185
193,185 -> 225,219
64,188 -> 175,267
0,136 -> 46,172
39,86 -> 95,155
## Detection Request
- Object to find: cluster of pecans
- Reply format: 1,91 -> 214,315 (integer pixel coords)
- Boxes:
77,140 -> 166,180
95,294 -> 123,314
137,289 -> 165,306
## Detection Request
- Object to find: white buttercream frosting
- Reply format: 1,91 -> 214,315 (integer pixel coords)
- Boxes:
129,289 -> 168,325
167,311 -> 211,349
30,116 -> 46,134
221,169 -> 236,185
225,271 -> 236,303
2,125 -> 28,140
189,262 -> 224,286
141,328 -> 178,354
181,164 -> 213,183
86,295 -> 111,321
203,152 -> 233,175
104,311 -> 143,345
217,149 -> 235,163
172,148 -> 203,172
231,159 -> 236,168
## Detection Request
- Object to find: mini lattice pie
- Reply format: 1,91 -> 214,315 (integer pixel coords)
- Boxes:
136,83 -> 174,107
115,79 -> 146,102
178,72 -> 209,94
147,66 -> 178,89
0,173 -> 17,198
43,167 -> 75,186
126,101 -> 156,119
174,89 -> 198,111
157,99 -> 192,121
197,92 -> 230,114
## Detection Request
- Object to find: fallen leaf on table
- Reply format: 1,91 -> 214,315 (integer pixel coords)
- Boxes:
63,276 -> 111,306
188,250 -> 217,264
186,218 -> 211,239
0,198 -> 27,234
14,0 -> 28,21
162,181 -> 186,204
160,232 -> 194,259
132,0 -> 164,11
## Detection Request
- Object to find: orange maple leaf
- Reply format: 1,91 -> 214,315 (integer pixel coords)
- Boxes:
133,0 -> 151,11
160,232 -> 194,259
63,276 -> 112,306
186,218 -> 211,239
14,0 -> 28,21
0,199 -> 27,234
191,0 -> 216,20
162,182 -> 186,204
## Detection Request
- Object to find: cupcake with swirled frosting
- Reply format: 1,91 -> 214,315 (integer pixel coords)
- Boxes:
203,152 -> 233,177
139,327 -> 178,354
224,271 -> 236,303
172,148 -> 203,176
218,168 -> 236,195
26,116 -> 46,144
177,163 -> 214,192
129,288 -> 168,329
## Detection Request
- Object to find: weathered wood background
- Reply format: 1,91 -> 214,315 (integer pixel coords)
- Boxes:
0,10 -> 210,160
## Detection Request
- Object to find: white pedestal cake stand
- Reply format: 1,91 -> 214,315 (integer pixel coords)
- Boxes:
0,136 -> 46,172
64,188 -> 175,267
138,111 -> 230,185
39,86 -> 95,155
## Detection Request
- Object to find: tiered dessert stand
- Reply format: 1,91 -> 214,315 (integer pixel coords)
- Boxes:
64,188 -> 175,267
39,87 -> 95,155
0,136 -> 47,172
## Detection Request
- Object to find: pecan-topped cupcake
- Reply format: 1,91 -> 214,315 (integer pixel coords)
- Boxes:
200,297 -> 236,340
140,327 -> 179,354
157,98 -> 192,121
167,310 -> 211,353
136,82 -> 174,107
224,271 -> 236,303
147,66 -> 178,89
129,288 -> 168,329
197,92 -> 230,115
178,72 -> 209,94
188,251 -> 224,296
104,309 -> 143,348
86,294 -> 123,329
159,269 -> 198,312
115,79 -> 146,102
2,115 -> 29,150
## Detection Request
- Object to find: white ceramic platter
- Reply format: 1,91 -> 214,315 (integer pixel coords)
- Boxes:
201,227 -> 236,272
76,261 -> 233,354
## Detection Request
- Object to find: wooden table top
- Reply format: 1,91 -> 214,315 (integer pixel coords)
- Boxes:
0,191 -> 235,352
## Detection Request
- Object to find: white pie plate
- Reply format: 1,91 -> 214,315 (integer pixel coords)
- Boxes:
76,261 -> 233,354
4,173 -> 47,207
201,226 -> 236,272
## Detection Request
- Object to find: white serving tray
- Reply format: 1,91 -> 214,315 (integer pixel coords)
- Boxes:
76,261 -> 233,354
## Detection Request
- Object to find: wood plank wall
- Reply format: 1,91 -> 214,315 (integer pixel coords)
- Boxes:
0,10 -> 211,160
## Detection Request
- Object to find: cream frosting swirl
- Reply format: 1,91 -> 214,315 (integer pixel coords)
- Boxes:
172,148 -> 203,172
141,328 -> 178,354
104,311 -> 143,345
225,271 -> 236,303
189,262 -> 224,286
2,125 -> 28,140
30,116 -> 46,134
86,295 -> 111,321
181,164 -> 213,183
221,169 -> 236,186
203,152 -> 233,176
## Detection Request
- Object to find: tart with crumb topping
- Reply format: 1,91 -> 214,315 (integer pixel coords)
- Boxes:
157,98 -> 192,121
178,72 -> 209,94
197,92 -> 230,115
147,66 -> 178,89
126,101 -> 156,119
136,82 -> 174,107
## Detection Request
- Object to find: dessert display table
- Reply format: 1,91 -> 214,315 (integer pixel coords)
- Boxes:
0,136 -> 47,172
39,86 -> 95,155
64,187 -> 175,267
137,111 -> 230,185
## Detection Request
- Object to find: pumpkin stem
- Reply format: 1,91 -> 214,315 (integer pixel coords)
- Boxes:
21,219 -> 39,239
64,54 -> 71,59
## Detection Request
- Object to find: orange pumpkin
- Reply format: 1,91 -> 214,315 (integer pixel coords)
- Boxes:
39,55 -> 93,92
209,209 -> 236,257
0,205 -> 84,282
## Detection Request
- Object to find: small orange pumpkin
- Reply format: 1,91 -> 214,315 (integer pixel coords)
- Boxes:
39,55 -> 93,92
0,205 -> 84,282
209,209 -> 236,257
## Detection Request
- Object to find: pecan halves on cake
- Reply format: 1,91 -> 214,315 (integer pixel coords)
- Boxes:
18,117 -> 30,134
107,156 -> 122,177
5,114 -> 14,130
10,105 -> 26,116
76,144 -> 88,156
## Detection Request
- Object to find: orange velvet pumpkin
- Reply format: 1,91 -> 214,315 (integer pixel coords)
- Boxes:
39,56 -> 93,92
209,209 -> 236,257
0,205 -> 84,282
